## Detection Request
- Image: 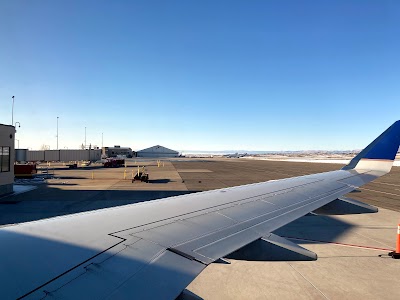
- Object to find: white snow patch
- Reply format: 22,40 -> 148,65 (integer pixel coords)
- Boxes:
243,156 -> 400,166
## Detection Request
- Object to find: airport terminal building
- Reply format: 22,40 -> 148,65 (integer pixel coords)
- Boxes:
0,124 -> 15,196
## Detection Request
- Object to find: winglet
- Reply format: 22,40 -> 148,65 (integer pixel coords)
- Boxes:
342,121 -> 400,173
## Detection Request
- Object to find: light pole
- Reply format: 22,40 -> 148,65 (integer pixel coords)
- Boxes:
11,96 -> 15,125
57,117 -> 59,150
85,127 -> 87,150
14,122 -> 21,148
102,132 -> 103,148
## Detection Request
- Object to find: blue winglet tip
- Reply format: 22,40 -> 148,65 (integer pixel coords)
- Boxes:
363,120 -> 400,161
343,121 -> 400,170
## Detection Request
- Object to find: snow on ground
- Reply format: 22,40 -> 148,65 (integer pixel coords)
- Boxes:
243,156 -> 400,166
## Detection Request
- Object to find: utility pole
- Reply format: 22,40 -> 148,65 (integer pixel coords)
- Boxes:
57,117 -> 59,150
102,132 -> 103,148
85,127 -> 87,150
11,96 -> 15,125
14,122 -> 21,149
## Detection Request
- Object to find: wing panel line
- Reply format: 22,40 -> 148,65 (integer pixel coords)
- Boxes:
110,179 -> 325,237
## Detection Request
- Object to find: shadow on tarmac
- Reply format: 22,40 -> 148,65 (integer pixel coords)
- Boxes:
273,214 -> 353,245
47,183 -> 79,186
148,179 -> 172,184
52,176 -> 87,180
0,186 -> 198,226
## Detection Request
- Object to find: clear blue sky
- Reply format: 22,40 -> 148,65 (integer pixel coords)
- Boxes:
1,1 -> 399,151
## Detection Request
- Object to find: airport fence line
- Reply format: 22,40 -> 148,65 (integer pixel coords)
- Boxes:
18,149 -> 102,162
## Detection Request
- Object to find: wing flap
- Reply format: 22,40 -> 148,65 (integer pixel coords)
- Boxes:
129,212 -> 236,248
22,238 -> 200,300
105,250 -> 205,300
0,229 -> 122,300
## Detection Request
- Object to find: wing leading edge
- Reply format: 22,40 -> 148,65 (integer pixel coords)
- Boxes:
1,121 -> 399,299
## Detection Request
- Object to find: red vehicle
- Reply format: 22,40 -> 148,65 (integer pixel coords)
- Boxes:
103,158 -> 125,168
14,163 -> 38,178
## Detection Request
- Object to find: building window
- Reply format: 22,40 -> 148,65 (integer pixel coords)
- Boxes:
0,146 -> 10,172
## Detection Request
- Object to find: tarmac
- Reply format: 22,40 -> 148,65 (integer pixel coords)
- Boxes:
1,158 -> 400,299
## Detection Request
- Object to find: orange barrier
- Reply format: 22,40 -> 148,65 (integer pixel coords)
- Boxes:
389,223 -> 400,259
396,223 -> 400,253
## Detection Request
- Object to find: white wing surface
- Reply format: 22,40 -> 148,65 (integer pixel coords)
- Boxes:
1,121 -> 400,299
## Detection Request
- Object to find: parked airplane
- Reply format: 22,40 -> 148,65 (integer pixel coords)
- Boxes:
1,121 -> 400,299
224,152 -> 248,158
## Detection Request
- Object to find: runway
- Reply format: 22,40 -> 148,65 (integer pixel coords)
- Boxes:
172,159 -> 400,212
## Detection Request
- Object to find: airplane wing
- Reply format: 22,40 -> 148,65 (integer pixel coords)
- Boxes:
1,121 -> 400,299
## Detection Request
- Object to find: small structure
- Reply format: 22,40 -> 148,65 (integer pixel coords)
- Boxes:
0,124 -> 15,196
136,145 -> 179,158
102,146 -> 133,158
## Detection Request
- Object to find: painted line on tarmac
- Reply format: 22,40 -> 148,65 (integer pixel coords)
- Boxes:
373,182 -> 400,188
285,236 -> 393,251
359,187 -> 400,197
287,263 -> 329,300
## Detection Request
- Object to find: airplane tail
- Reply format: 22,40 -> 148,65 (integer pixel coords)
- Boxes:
342,120 -> 400,173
